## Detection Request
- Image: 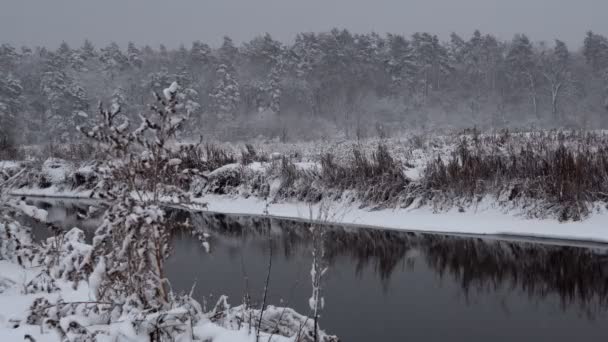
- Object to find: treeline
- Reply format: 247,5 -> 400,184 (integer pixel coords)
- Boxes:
2,29 -> 608,143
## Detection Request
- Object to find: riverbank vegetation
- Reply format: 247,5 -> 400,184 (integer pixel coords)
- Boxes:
5,129 -> 608,222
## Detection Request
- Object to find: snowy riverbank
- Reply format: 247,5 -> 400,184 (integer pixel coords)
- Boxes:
197,194 -> 608,244
10,187 -> 608,244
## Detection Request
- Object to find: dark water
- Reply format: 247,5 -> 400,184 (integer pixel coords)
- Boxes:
23,198 -> 608,341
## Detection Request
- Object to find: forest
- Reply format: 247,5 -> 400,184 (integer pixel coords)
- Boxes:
2,29 -> 608,145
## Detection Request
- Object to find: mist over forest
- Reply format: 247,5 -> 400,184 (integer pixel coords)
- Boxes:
2,29 -> 608,145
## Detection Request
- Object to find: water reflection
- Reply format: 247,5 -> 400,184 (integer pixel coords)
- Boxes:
20,197 -> 103,241
185,213 -> 608,317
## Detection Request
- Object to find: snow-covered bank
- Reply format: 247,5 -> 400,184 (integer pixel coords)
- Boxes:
12,187 -> 608,245
10,186 -> 93,199
195,194 -> 608,244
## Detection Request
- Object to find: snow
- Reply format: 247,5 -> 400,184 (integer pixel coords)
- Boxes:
192,194 -> 608,244
0,259 -> 297,342
207,163 -> 241,177
193,322 -> 291,342
0,261 -> 90,342
10,186 -> 93,199
0,161 -> 20,170
10,200 -> 49,222
245,161 -> 267,172
293,162 -> 318,171
167,158 -> 182,166
41,159 -> 73,184
163,81 -> 179,100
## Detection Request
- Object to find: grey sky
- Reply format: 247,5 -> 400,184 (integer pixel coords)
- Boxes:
1,0 -> 606,49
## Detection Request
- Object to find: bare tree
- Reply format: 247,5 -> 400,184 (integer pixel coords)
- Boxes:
541,40 -> 573,119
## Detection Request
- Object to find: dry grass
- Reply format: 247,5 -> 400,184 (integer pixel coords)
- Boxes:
319,144 -> 410,206
424,132 -> 608,220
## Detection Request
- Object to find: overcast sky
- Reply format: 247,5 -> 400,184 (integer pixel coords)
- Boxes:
1,0 -> 606,49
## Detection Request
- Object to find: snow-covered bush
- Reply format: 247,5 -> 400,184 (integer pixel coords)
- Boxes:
209,300 -> 338,342
40,158 -> 74,187
36,228 -> 91,285
0,161 -> 22,182
0,217 -> 35,266
204,163 -> 244,194
25,270 -> 59,294
76,82 -> 209,324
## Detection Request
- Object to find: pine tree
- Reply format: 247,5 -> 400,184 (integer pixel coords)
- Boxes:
40,52 -> 89,142
218,36 -> 238,65
0,44 -> 19,71
0,73 -> 24,142
190,40 -> 212,65
507,34 -> 540,117
385,33 -> 416,96
127,42 -> 143,69
80,39 -> 97,60
99,42 -> 128,78
411,32 -> 451,101
210,64 -> 240,118
56,41 -> 72,69
583,31 -> 608,72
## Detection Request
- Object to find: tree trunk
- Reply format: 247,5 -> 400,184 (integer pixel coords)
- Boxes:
552,83 -> 563,120
527,73 -> 539,118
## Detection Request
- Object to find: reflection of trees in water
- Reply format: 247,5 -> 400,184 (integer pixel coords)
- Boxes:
423,235 -> 608,316
186,212 -> 608,316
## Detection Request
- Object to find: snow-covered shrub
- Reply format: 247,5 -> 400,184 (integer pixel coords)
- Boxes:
0,161 -> 22,182
39,158 -> 74,188
0,276 -> 15,294
0,216 -> 35,266
77,82 -> 209,321
83,199 -> 170,312
70,164 -> 98,189
210,302 -> 338,342
241,143 -> 269,165
36,228 -> 91,285
25,270 -> 59,294
204,163 -> 244,194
